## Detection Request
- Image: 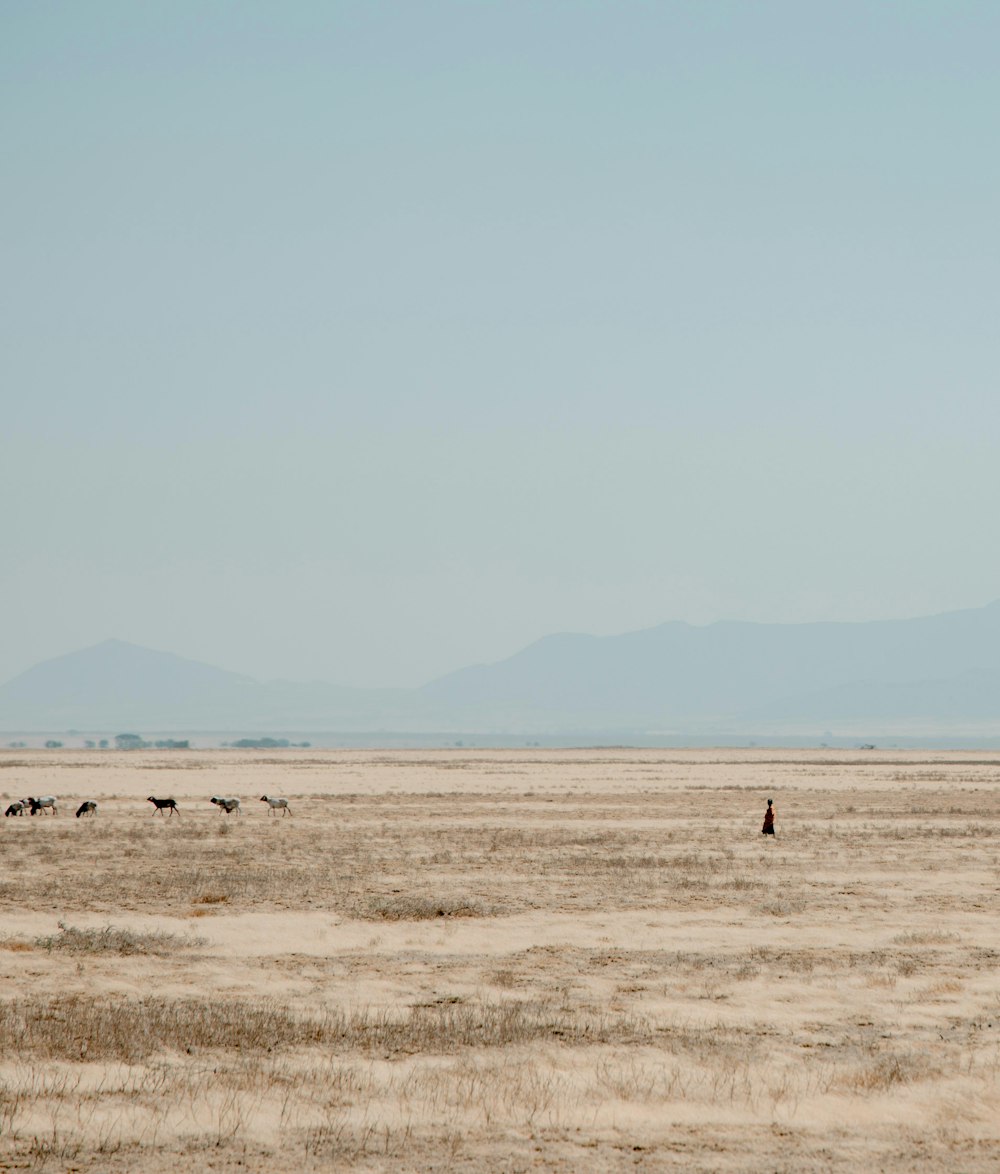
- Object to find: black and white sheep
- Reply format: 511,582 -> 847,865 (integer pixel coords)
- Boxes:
210,796 -> 241,815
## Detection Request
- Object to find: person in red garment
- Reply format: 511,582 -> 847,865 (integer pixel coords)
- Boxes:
761,798 -> 776,837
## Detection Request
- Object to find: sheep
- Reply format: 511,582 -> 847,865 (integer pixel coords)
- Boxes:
75,801 -> 98,818
27,796 -> 57,816
5,801 -> 25,817
260,795 -> 291,816
210,796 -> 242,815
147,796 -> 178,816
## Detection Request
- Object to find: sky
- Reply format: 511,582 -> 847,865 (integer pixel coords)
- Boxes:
3,1 -> 1000,689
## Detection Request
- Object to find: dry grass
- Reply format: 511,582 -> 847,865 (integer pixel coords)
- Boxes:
0,995 -> 645,1063
1,747 -> 999,1171
33,922 -> 202,956
352,894 -> 491,920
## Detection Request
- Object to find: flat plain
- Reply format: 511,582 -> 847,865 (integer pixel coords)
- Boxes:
0,747 -> 998,1172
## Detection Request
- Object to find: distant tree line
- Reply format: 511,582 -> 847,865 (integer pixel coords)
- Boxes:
114,734 -> 190,750
222,737 -> 311,749
4,733 -> 315,751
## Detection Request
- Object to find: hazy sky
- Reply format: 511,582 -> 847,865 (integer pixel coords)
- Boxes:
4,2 -> 1000,688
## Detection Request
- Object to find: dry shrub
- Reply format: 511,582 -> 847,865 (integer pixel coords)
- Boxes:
918,979 -> 964,997
865,972 -> 897,989
353,894 -> 490,920
838,1052 -> 934,1092
764,895 -> 807,916
192,892 -> 229,905
892,930 -> 960,945
33,922 -> 202,956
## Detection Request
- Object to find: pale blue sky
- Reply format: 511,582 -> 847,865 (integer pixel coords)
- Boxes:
3,2 -> 1000,687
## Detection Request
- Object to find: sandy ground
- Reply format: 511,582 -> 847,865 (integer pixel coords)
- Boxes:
0,747 -> 998,1171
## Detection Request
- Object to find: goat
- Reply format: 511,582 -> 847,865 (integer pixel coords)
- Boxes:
210,796 -> 241,815
5,801 -> 25,817
260,795 -> 291,816
147,796 -> 178,816
27,796 -> 57,816
76,801 -> 98,818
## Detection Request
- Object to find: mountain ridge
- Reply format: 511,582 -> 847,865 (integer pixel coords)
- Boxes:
4,602 -> 1000,733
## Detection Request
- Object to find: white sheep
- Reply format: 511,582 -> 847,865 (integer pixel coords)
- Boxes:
27,796 -> 57,815
259,795 -> 291,816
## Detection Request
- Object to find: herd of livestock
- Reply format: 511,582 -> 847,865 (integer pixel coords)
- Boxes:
3,795 -> 292,818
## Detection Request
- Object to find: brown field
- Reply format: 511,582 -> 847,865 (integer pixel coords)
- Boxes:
0,747 -> 998,1171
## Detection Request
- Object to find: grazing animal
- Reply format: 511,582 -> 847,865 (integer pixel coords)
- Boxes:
260,795 -> 291,816
76,801 -> 98,818
147,796 -> 178,816
5,801 -> 25,817
27,796 -> 57,816
210,796 -> 241,815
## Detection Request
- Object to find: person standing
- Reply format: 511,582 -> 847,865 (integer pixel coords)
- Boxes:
762,798 -> 776,837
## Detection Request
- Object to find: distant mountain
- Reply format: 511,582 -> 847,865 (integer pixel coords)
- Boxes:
419,601 -> 1000,732
4,603 -> 1000,734
4,639 -> 256,711
0,639 -> 425,731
